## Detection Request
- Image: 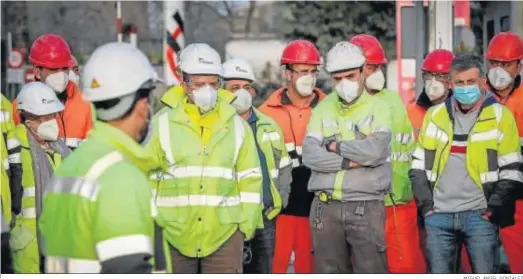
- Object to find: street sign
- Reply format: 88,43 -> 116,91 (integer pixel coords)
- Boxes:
24,68 -> 35,83
7,49 -> 23,69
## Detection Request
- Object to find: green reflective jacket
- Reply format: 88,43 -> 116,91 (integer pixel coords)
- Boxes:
40,122 -> 165,273
366,89 -> 415,205
147,93 -> 263,258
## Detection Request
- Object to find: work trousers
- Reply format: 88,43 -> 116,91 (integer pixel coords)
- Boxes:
169,230 -> 244,273
272,214 -> 313,273
310,197 -> 388,273
500,200 -> 523,274
243,217 -> 275,273
425,209 -> 499,273
385,200 -> 426,273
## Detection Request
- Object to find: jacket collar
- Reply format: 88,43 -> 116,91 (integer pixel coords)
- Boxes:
88,121 -> 160,174
265,87 -> 325,108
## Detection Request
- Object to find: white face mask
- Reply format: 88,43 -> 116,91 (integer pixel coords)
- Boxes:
45,72 -> 69,93
36,119 -> 59,141
295,74 -> 316,96
335,78 -> 360,103
193,85 -> 217,113
424,78 -> 446,101
365,70 -> 385,91
68,70 -> 79,85
232,89 -> 252,114
488,67 -> 513,90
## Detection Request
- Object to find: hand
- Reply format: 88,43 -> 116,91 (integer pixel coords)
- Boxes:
349,161 -> 360,168
481,210 -> 492,221
367,133 -> 376,139
328,141 -> 337,152
424,210 -> 435,217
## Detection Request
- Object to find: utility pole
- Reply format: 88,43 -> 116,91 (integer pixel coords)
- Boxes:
116,1 -> 122,43
428,0 -> 453,52
414,0 -> 425,95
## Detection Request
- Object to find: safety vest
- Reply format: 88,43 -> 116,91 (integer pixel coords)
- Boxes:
1,134 -> 11,226
252,109 -> 291,220
148,97 -> 263,258
367,90 -> 415,205
12,82 -> 93,149
40,122 -> 166,273
412,96 -> 522,191
307,92 -> 392,200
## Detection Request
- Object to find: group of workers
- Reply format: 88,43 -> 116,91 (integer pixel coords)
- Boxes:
0,30 -> 522,274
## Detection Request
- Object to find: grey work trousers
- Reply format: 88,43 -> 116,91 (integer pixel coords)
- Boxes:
169,230 -> 244,273
310,197 -> 388,273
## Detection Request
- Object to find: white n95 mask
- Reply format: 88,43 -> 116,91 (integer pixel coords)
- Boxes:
295,74 -> 316,96
232,89 -> 252,114
488,67 -> 513,90
193,85 -> 217,113
45,72 -> 69,93
424,78 -> 446,101
36,119 -> 59,141
68,70 -> 80,85
336,79 -> 360,103
365,70 -> 385,91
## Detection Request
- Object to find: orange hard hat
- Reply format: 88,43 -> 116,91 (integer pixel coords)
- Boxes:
349,34 -> 387,65
280,40 -> 321,66
29,34 -> 73,69
422,49 -> 455,74
485,32 -> 523,62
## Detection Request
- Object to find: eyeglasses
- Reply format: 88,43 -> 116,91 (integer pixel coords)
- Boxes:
289,69 -> 320,77
422,72 -> 450,81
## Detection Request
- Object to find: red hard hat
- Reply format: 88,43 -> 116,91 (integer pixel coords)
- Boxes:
29,34 -> 73,69
422,49 -> 455,73
485,32 -> 523,62
70,55 -> 78,68
280,40 -> 321,66
349,34 -> 387,65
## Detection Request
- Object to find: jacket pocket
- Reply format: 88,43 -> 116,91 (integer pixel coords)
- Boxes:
155,180 -> 189,224
217,205 -> 245,225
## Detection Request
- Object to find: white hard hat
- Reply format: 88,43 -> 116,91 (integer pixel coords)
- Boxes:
222,58 -> 256,82
81,42 -> 160,103
178,43 -> 223,76
325,42 -> 366,73
17,82 -> 64,116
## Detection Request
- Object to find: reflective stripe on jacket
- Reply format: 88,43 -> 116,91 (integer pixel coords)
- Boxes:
410,95 -> 523,225
252,108 -> 292,220
40,122 -> 165,273
12,82 -> 93,149
303,91 -> 393,201
148,94 -> 263,258
368,89 -> 415,205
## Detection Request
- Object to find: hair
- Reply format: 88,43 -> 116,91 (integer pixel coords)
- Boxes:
451,54 -> 485,77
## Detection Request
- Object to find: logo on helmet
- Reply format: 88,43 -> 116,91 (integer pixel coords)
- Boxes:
235,66 -> 248,73
90,78 -> 100,89
41,98 -> 56,104
198,57 -> 213,65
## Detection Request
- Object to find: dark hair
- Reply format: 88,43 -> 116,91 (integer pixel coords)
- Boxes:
451,54 -> 485,76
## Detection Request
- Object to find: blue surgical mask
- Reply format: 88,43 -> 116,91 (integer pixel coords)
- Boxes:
453,85 -> 481,105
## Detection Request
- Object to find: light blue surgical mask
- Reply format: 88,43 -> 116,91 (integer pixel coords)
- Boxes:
453,85 -> 481,105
